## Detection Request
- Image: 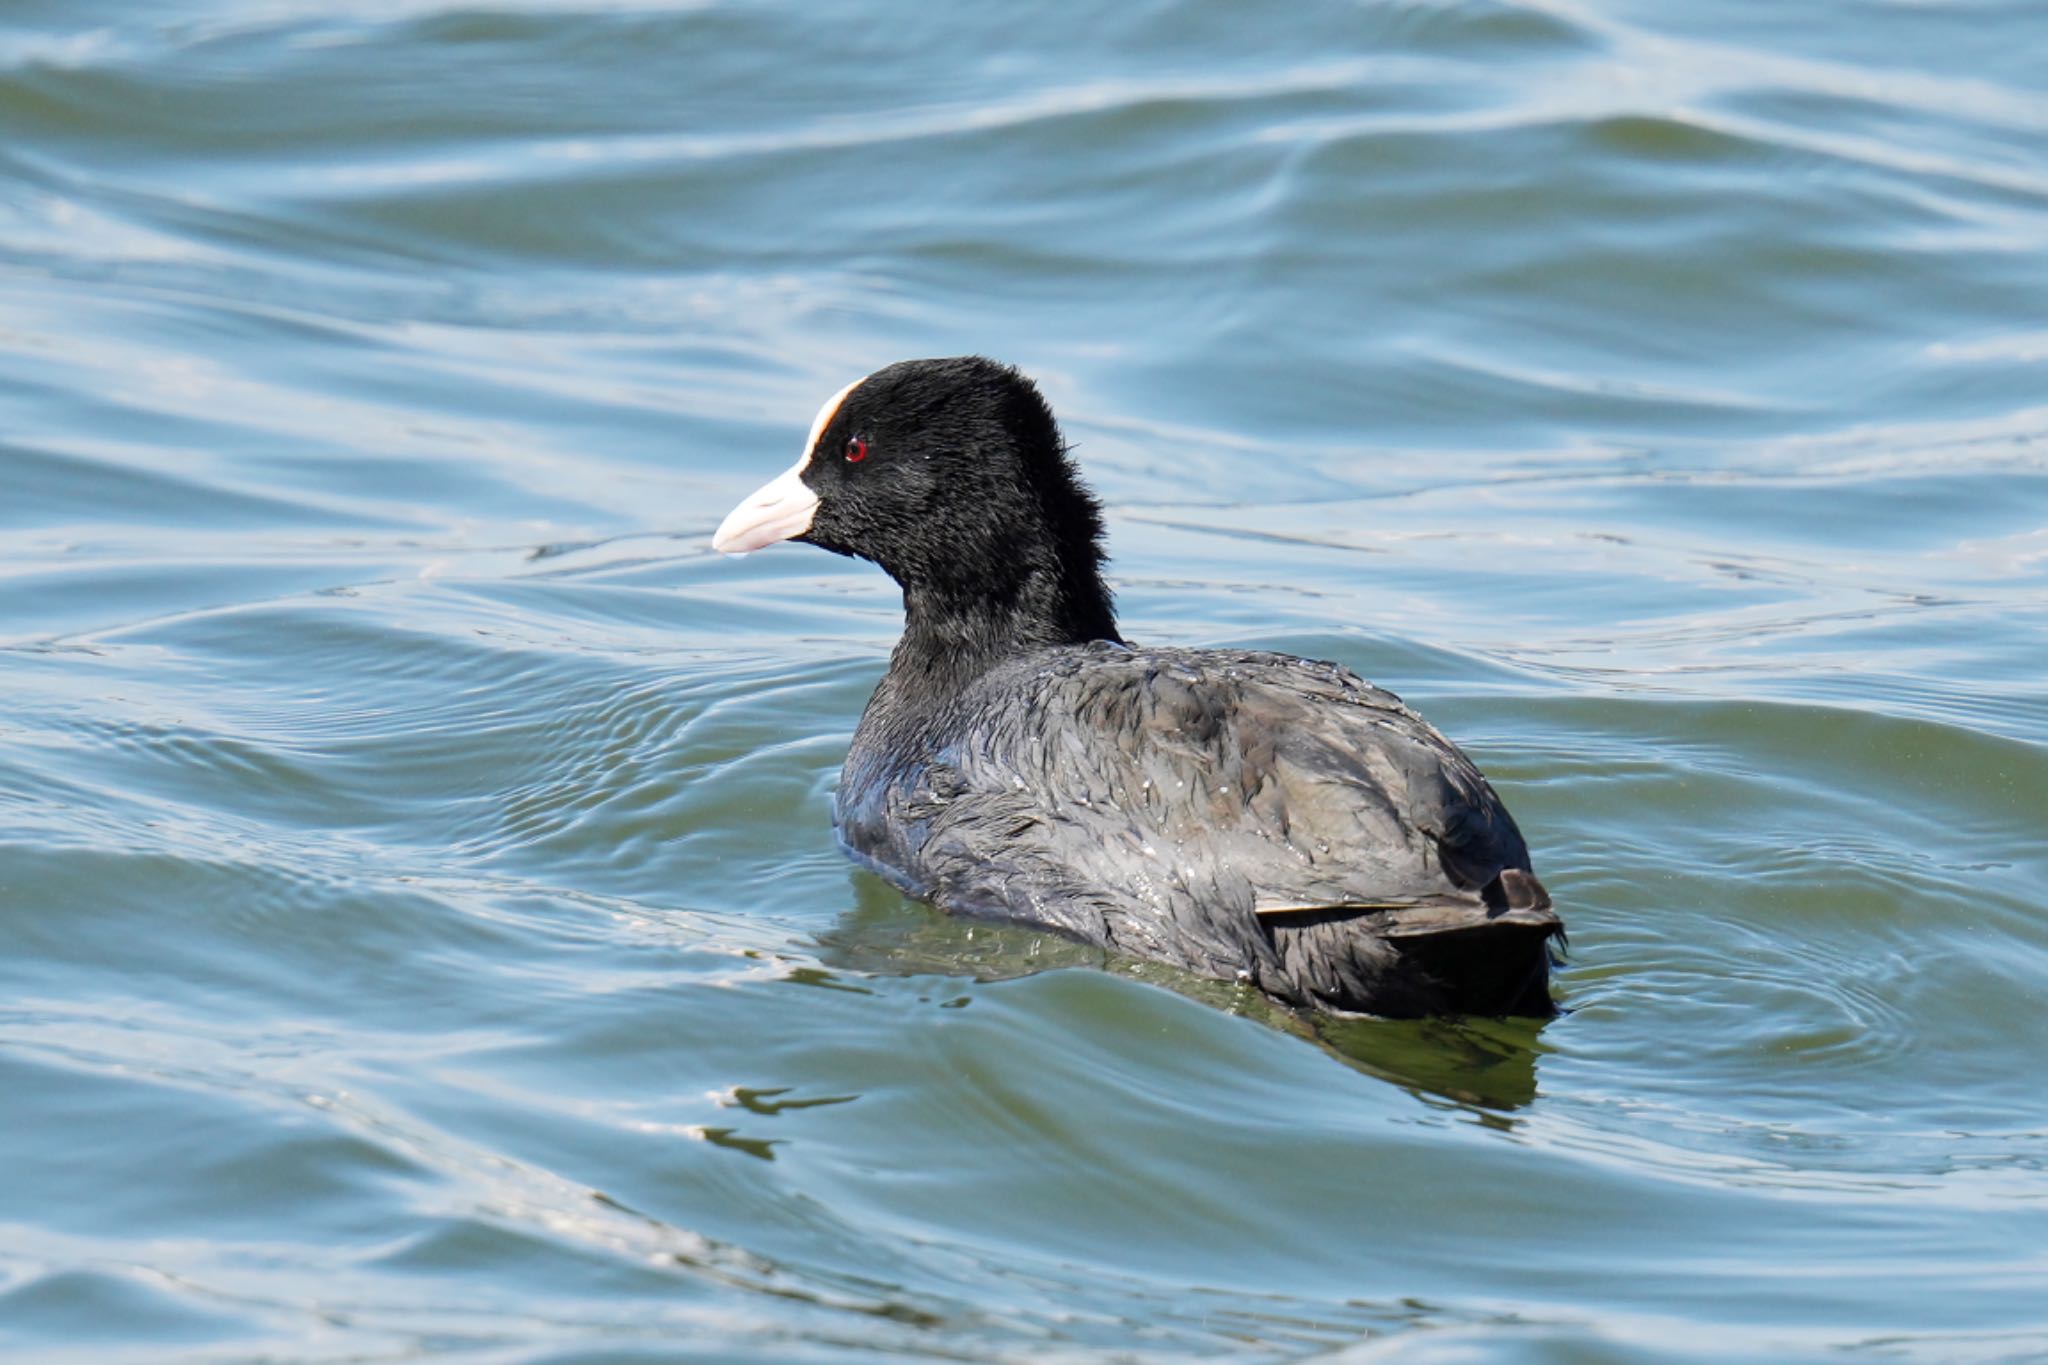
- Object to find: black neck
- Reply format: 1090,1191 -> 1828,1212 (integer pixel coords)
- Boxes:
886,543 -> 1121,690
894,569 -> 1122,677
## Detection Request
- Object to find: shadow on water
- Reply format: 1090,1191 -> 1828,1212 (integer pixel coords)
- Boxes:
1310,1014 -> 1546,1117
815,872 -> 1548,1114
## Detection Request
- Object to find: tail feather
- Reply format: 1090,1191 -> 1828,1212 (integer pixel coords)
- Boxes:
1262,868 -> 1562,1018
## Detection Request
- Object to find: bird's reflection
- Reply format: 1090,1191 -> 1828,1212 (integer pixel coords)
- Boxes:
815,873 -> 1549,1115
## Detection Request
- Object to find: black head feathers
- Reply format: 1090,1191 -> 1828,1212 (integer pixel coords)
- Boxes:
719,356 -> 1121,660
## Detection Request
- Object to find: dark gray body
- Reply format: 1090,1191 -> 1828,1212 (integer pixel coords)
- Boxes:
834,642 -> 1559,1017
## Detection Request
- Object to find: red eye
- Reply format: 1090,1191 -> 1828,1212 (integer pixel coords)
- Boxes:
844,435 -> 869,463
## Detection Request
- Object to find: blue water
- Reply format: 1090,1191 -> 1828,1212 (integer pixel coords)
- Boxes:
4,1 -> 2047,1359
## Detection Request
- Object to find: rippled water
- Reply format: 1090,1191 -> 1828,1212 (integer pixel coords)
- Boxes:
4,1 -> 2046,1359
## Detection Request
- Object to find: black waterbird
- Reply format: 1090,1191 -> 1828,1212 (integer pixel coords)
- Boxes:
714,357 -> 1561,1018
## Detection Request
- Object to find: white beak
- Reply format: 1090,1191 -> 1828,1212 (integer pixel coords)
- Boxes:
712,374 -> 866,556
712,462 -> 820,555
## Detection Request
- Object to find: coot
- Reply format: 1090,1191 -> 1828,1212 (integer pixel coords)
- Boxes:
714,357 -> 1561,1017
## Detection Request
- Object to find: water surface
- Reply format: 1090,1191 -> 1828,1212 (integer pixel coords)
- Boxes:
3,0 -> 2047,1359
